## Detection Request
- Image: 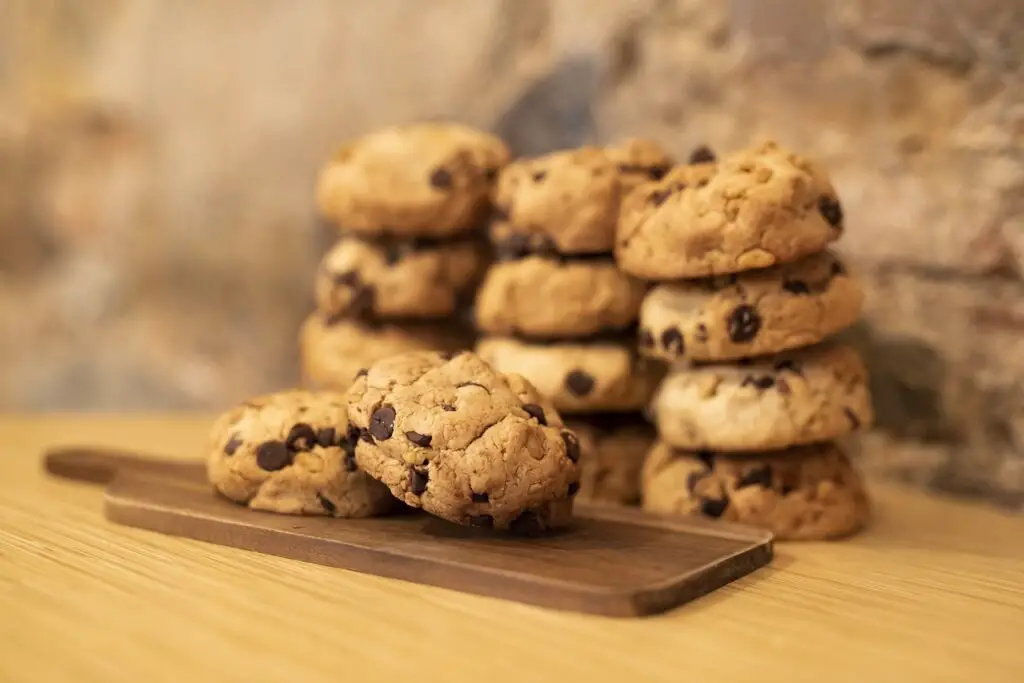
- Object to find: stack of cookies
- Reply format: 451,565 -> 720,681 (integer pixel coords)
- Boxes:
474,140 -> 674,506
617,141 -> 874,540
299,123 -> 510,390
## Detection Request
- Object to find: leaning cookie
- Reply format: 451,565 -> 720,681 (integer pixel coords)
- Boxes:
315,122 -> 509,237
641,440 -> 871,540
346,350 -> 581,533
638,251 -> 863,362
206,390 -> 394,517
651,343 -> 874,451
566,414 -> 655,506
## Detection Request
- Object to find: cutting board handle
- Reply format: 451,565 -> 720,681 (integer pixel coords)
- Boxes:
43,446 -> 204,485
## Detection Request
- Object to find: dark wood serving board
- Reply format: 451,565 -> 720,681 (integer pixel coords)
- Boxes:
43,446 -> 773,617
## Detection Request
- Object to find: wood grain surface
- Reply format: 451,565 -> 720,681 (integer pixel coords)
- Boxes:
2,415 -> 1024,683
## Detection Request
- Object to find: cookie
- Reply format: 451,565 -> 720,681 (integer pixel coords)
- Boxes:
206,390 -> 394,517
474,254 -> 646,338
566,414 -> 655,506
346,350 -> 580,532
315,122 -> 510,237
475,336 -> 664,413
315,235 -> 488,321
299,313 -> 472,391
638,251 -> 863,362
651,343 -> 873,451
490,146 -> 621,256
616,141 -> 843,279
604,138 -> 674,194
641,440 -> 871,540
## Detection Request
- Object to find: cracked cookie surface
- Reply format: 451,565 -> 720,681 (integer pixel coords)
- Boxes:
641,440 -> 870,540
566,414 -> 655,506
315,235 -> 488,321
299,313 -> 472,391
638,251 -> 863,362
346,351 -> 581,532
615,141 -> 843,279
315,122 -> 509,237
474,255 -> 646,338
651,343 -> 873,451
476,336 -> 664,413
206,390 -> 394,517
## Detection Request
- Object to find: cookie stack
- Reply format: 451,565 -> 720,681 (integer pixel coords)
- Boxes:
474,140 -> 674,506
617,141 -> 874,540
300,123 -> 510,390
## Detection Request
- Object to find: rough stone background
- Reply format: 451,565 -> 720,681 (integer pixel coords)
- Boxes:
1,0 -> 1022,509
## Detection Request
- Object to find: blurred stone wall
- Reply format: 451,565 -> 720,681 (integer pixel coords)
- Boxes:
1,0 -> 1022,508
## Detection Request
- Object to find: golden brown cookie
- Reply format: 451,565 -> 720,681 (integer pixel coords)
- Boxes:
567,414 -> 655,506
603,138 -> 675,194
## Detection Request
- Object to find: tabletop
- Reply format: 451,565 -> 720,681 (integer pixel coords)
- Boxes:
1,414 -> 1023,683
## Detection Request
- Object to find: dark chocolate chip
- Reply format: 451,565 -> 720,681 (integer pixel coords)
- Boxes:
409,468 -> 429,495
441,403 -> 457,412
638,327 -> 655,349
509,510 -> 543,535
223,435 -> 242,456
688,145 -> 717,164
695,449 -> 715,469
561,431 -> 581,463
468,514 -> 494,528
471,492 -> 489,503
741,375 -> 776,390
355,368 -> 368,378
255,440 -> 292,471
522,403 -> 547,425
648,165 -> 670,181
369,404 -> 396,441
700,497 -> 729,518
648,188 -> 672,206
818,196 -> 843,228
405,430 -> 432,447
286,423 -> 317,451
776,377 -> 791,395
317,494 -> 337,514
726,304 -> 762,343
532,170 -> 547,182
844,408 -> 861,429
686,471 -> 705,493
344,453 -> 357,472
660,327 -> 685,356
737,465 -> 773,489
564,370 -> 595,397
430,167 -> 453,189
695,323 -> 708,342
315,427 -> 337,448
333,270 -> 360,287
567,481 -> 580,496
782,280 -> 811,295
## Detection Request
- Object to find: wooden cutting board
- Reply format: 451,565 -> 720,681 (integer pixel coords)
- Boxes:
43,446 -> 773,618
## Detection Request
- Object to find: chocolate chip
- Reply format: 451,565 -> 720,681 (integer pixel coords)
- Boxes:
317,494 -> 337,514
648,165 -> 670,181
660,327 -> 685,356
369,404 -> 396,441
564,370 -> 595,397
509,510 -> 543,535
695,324 -> 708,342
648,188 -> 672,206
782,280 -> 810,295
737,465 -> 773,489
686,471 -> 705,493
405,430 -> 432,447
741,375 -> 776,390
430,167 -> 453,189
688,145 -> 717,164
532,170 -> 547,182
223,434 -> 242,456
773,359 -> 802,374
700,497 -> 729,518
818,196 -> 843,228
776,378 -> 791,395
561,431 -> 581,463
333,270 -> 360,287
522,403 -> 547,425
638,327 -> 655,349
831,260 -> 846,276
468,514 -> 493,528
567,481 -> 580,496
355,368 -> 368,378
383,244 -> 404,265
726,304 -> 761,343
471,492 -> 489,503
256,440 -> 292,471
286,423 -> 317,451
344,454 -> 357,472
315,427 -> 337,448
438,350 -> 458,361
695,449 -> 715,469
409,468 -> 429,495
441,403 -> 456,412
844,408 -> 861,429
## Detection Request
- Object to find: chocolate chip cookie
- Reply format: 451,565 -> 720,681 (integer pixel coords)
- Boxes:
638,251 -> 863,362
316,122 -> 509,237
346,350 -> 581,532
299,313 -> 472,391
315,235 -> 488,321
566,414 -> 655,506
206,390 -> 394,517
474,255 -> 646,338
651,343 -> 873,451
616,141 -> 843,279
641,440 -> 871,540
491,147 -> 622,256
604,138 -> 675,194
475,336 -> 664,413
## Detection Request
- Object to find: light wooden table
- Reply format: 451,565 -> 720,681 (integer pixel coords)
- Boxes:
2,415 -> 1023,683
